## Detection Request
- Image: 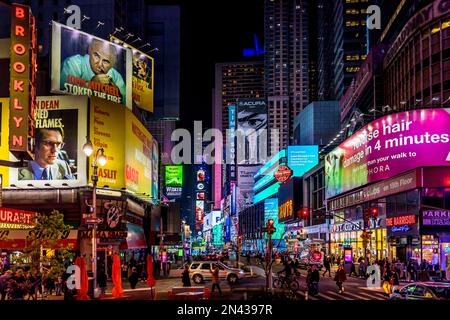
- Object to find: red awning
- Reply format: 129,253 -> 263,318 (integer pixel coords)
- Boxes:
121,224 -> 147,249
0,230 -> 78,250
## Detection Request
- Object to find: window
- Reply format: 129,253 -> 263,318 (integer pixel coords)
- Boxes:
400,285 -> 416,295
190,263 -> 200,270
201,263 -> 211,270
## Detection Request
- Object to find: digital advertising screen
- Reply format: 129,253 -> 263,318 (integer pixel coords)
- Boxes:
9,96 -> 88,188
325,109 -> 450,198
287,145 -> 319,177
237,98 -> 267,165
165,165 -> 183,186
51,22 -> 132,108
264,198 -> 285,240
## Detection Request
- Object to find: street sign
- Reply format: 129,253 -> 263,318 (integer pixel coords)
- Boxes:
86,218 -> 103,224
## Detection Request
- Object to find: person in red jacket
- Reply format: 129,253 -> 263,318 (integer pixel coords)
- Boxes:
334,264 -> 347,293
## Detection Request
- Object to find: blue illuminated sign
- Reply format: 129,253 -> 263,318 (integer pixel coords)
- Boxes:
253,182 -> 281,204
287,146 -> 319,177
254,149 -> 286,179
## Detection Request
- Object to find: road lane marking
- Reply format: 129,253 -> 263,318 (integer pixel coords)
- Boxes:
325,291 -> 352,300
342,292 -> 369,300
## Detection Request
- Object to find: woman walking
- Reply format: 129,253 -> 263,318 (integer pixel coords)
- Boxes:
334,264 -> 347,293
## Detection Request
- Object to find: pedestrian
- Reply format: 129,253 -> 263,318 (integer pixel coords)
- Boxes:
382,269 -> 392,296
210,264 -> 222,296
97,270 -> 108,297
55,275 -> 63,296
128,267 -> 139,289
334,264 -> 347,293
390,267 -> 400,294
181,265 -> 191,287
358,259 -> 367,279
322,256 -> 331,277
309,265 -> 320,296
349,261 -> 358,277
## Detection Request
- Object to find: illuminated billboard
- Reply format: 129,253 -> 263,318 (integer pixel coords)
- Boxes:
164,165 -> 182,199
51,22 -> 132,108
10,96 -> 88,188
236,98 -> 267,165
236,166 -> 260,213
165,166 -> 183,186
287,146 -> 319,177
125,108 -> 154,196
89,97 -> 125,189
9,4 -> 36,158
325,109 -> 450,198
111,36 -> 154,113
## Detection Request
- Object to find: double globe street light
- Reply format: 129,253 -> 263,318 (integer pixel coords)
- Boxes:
82,137 -> 107,298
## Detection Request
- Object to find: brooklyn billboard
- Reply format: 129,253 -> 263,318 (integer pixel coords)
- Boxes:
325,108 -> 450,198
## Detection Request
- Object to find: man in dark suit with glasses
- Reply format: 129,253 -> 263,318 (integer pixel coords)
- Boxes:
19,127 -> 75,180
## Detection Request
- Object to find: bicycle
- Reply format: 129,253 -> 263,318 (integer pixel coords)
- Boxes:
273,274 -> 300,291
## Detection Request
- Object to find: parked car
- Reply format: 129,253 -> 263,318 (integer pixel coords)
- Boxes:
390,282 -> 450,300
188,261 -> 245,285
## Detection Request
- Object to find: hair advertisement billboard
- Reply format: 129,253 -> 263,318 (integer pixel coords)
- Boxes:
9,96 -> 88,188
51,22 -> 132,108
325,109 -> 450,198
111,36 -> 154,113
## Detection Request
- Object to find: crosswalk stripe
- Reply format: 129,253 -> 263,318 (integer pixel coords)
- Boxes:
357,291 -> 387,300
325,291 -> 353,300
316,292 -> 337,300
341,292 -> 369,300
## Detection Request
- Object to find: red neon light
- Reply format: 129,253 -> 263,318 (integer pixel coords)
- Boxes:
386,215 -> 416,227
274,165 -> 293,183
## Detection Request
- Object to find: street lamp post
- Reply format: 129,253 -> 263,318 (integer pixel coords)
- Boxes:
83,137 -> 107,299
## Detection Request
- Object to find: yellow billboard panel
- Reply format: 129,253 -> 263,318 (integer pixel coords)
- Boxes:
0,98 -> 10,187
111,36 -> 154,113
125,109 -> 152,196
89,97 -> 125,189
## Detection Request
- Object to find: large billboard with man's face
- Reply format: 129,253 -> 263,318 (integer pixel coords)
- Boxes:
9,96 -> 88,188
325,109 -> 450,199
51,22 -> 132,108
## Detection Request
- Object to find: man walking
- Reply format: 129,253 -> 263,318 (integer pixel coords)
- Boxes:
210,264 -> 222,297
322,256 -> 331,277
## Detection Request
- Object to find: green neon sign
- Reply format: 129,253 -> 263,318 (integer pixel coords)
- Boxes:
165,165 -> 183,186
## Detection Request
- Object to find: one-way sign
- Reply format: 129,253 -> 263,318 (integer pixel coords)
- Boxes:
86,217 -> 103,224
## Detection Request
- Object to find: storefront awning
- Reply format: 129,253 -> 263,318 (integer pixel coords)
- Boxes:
0,230 -> 78,250
121,223 -> 147,249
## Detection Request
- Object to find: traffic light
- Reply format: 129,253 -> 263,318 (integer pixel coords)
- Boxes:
300,208 -> 308,219
370,207 -> 378,218
267,219 -> 276,235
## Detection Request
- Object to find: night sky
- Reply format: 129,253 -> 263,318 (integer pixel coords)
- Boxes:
175,0 -> 264,130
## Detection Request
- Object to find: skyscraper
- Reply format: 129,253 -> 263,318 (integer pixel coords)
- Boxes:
264,0 -> 312,150
212,60 -> 264,209
332,0 -> 371,100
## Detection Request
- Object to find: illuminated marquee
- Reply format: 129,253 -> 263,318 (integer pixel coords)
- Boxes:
9,4 -> 36,158
278,200 -> 293,221
386,215 -> 416,227
0,208 -> 36,229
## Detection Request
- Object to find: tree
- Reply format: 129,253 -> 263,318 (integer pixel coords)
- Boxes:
13,210 -> 75,279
